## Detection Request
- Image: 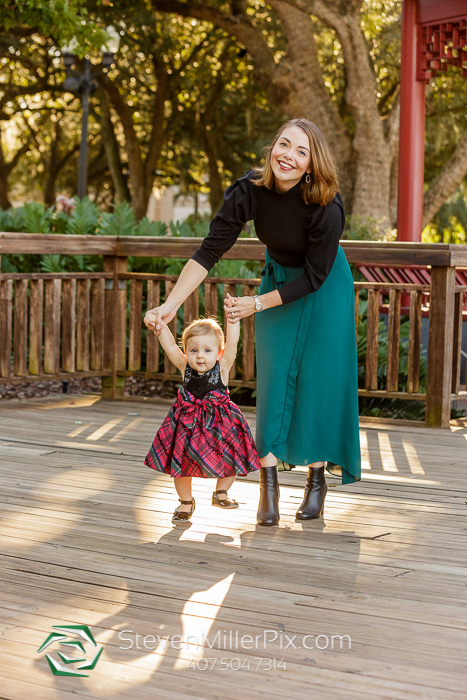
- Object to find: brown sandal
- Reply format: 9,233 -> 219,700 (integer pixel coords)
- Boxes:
212,490 -> 239,509
172,498 -> 195,523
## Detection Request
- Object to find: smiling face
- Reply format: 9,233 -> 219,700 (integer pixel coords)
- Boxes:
270,125 -> 312,192
185,332 -> 221,374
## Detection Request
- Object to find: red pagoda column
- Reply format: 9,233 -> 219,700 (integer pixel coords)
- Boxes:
397,0 -> 426,242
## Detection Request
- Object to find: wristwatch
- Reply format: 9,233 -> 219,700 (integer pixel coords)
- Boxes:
253,295 -> 263,312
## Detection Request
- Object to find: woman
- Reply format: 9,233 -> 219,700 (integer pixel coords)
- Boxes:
145,118 -> 361,526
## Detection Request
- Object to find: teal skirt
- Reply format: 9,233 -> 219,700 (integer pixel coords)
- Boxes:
255,247 -> 361,485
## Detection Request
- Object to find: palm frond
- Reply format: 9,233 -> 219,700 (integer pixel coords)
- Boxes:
65,197 -> 100,236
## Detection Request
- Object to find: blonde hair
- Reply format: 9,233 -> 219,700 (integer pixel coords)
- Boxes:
181,318 -> 224,352
252,118 -> 338,206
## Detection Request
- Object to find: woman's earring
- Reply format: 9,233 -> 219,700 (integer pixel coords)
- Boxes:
305,173 -> 311,184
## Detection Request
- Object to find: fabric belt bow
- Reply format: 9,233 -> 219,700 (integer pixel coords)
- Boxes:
176,387 -> 229,430
261,255 -> 286,287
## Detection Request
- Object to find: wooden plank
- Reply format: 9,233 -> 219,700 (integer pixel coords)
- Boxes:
386,289 -> 401,392
426,267 -> 456,427
451,292 -> 463,395
358,389 -> 426,401
43,279 -> 61,374
0,279 -> 12,377
354,282 -> 430,292
122,273 -> 261,286
242,284 -> 256,382
61,279 -> 75,373
102,258 -> 127,374
115,370 -> 256,388
115,273 -> 127,374
90,278 -> 105,370
407,291 -> 423,394
128,279 -> 143,371
183,287 -> 199,327
0,272 -> 112,280
0,234 -> 116,256
28,279 -> 44,376
164,280 -> 177,375
354,289 -> 359,334
365,288 -> 380,391
341,243 -> 453,267
76,278 -> 90,372
13,279 -> 28,376
117,238 -> 267,260
204,280 -> 218,318
146,279 -> 160,373
0,370 -> 110,384
102,256 -> 128,398
2,232 -> 467,266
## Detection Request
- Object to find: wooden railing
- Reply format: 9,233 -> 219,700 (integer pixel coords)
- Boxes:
0,272 -> 112,381
118,273 -> 258,390
0,233 -> 466,427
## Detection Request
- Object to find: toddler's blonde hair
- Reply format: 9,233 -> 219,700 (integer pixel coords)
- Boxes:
181,317 -> 224,352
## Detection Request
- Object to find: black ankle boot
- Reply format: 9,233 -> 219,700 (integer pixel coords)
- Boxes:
296,465 -> 327,520
257,466 -> 280,526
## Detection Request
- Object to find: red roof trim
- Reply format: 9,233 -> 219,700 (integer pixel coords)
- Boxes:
417,0 -> 467,25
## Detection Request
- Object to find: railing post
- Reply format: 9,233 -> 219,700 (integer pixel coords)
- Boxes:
102,255 -> 128,399
425,265 -> 455,427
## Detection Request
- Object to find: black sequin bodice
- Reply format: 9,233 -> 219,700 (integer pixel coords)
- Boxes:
183,361 -> 227,399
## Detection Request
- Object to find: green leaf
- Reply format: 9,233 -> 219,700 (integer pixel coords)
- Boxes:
65,198 -> 99,236
191,218 -> 210,237
0,0 -> 107,54
168,220 -> 192,237
22,202 -> 52,233
98,201 -> 135,236
52,210 -> 71,234
133,217 -> 168,236
1,255 -> 17,272
9,208 -> 26,232
0,208 -> 12,232
40,255 -> 64,273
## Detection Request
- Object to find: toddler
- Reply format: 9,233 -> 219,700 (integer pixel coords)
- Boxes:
144,316 -> 261,523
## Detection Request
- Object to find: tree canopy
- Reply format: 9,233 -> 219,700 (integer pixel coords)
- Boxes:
0,0 -> 466,241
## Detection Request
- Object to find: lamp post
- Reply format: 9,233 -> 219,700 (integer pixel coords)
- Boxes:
61,27 -> 121,199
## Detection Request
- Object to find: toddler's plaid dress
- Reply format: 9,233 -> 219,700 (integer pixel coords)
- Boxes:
144,362 -> 261,478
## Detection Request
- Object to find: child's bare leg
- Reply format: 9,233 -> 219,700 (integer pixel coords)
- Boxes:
215,475 -> 236,500
174,477 -> 193,512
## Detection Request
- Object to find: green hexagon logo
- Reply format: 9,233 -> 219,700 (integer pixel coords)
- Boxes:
37,625 -> 103,677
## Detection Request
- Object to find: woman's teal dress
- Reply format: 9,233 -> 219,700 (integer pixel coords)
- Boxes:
255,249 -> 361,484
192,170 -> 361,486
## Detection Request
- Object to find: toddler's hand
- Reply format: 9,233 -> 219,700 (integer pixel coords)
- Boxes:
145,312 -> 158,327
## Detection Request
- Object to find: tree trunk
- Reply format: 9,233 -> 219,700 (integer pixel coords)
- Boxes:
98,90 -> 131,203
0,172 -> 11,210
423,128 -> 467,227
99,61 -> 167,220
44,122 -> 61,207
0,130 -> 13,209
201,127 -> 224,215
0,128 -> 32,210
99,76 -> 148,219
142,56 -> 168,215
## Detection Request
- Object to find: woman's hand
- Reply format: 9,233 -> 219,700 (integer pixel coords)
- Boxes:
223,292 -> 255,323
144,303 -> 177,336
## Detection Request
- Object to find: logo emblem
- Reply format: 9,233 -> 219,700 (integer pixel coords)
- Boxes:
37,625 -> 103,677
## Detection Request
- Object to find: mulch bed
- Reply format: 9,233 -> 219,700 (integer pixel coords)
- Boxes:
0,376 -> 178,401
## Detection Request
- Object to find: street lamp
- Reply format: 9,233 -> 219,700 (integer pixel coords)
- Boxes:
61,26 -> 121,199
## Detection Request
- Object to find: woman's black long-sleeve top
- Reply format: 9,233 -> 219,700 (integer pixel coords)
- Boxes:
191,170 -> 346,305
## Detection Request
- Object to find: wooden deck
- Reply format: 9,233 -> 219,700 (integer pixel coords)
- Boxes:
0,394 -> 466,700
